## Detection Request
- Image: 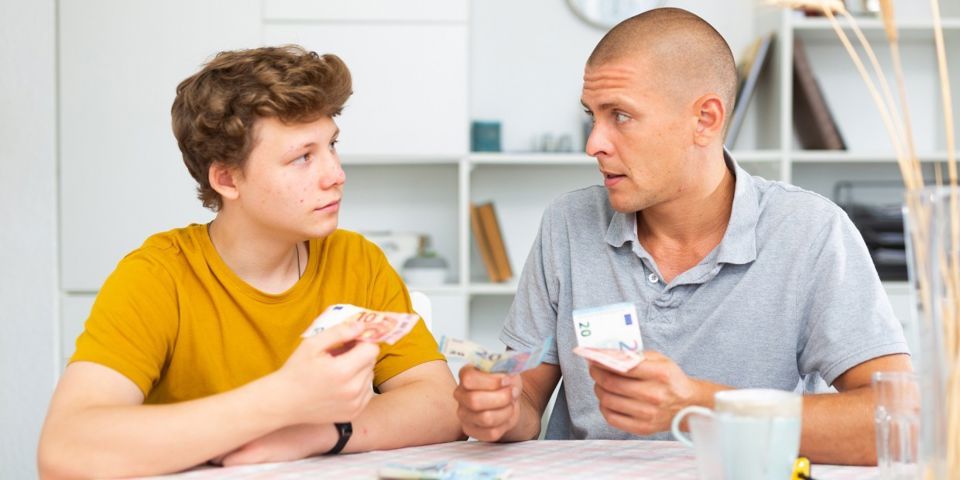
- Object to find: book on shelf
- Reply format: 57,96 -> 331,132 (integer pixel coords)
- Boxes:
792,36 -> 846,150
725,32 -> 775,149
470,202 -> 513,283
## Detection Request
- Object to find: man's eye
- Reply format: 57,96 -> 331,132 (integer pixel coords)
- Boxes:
615,112 -> 630,124
293,154 -> 309,164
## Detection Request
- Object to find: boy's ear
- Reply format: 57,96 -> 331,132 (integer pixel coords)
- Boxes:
209,162 -> 240,201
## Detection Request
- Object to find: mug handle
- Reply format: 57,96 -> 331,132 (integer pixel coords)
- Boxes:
671,406 -> 714,447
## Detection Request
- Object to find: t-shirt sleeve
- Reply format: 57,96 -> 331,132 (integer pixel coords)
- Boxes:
70,251 -> 179,396
499,203 -> 562,364
797,209 -> 910,386
363,242 -> 445,387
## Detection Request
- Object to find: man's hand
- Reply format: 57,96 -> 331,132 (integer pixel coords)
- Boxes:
453,365 -> 522,441
590,350 -> 712,435
217,423 -> 338,467
266,322 -> 379,426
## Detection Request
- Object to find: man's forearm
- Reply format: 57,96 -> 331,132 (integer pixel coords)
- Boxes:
500,389 -> 547,442
39,376 -> 289,480
800,387 -> 875,465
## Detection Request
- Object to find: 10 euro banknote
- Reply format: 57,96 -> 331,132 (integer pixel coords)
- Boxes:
301,304 -> 419,345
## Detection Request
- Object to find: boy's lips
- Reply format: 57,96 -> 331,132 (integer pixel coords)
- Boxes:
316,199 -> 340,212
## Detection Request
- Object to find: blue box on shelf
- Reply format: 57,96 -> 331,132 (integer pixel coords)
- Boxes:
471,120 -> 501,152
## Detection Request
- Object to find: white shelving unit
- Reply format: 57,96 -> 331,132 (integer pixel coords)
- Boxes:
341,152 -> 806,342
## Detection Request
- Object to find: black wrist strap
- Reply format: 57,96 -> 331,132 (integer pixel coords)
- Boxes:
326,422 -> 352,455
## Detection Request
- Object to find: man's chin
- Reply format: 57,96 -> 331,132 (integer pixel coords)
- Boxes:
606,193 -> 643,214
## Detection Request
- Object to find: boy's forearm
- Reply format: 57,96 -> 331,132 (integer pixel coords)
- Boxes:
342,377 -> 464,453
39,374 -> 289,480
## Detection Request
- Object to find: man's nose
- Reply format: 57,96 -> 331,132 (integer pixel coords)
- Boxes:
585,122 -> 611,158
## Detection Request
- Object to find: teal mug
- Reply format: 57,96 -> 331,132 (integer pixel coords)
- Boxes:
672,389 -> 803,480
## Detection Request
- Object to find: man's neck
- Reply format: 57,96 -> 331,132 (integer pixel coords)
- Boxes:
636,153 -> 735,282
207,209 -> 304,294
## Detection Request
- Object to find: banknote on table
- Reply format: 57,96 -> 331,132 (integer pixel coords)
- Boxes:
572,302 -> 644,354
378,460 -> 511,479
572,346 -> 643,373
439,336 -> 552,374
301,303 -> 419,345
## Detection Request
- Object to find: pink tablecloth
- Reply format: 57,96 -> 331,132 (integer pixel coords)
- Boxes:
148,439 -> 878,479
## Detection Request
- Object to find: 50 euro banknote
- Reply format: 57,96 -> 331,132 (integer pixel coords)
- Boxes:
301,304 -> 419,345
439,336 -> 553,375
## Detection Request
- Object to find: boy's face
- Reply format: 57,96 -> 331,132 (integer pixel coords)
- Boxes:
231,115 -> 345,241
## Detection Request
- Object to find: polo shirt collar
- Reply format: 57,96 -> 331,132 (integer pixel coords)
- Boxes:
604,148 -> 759,266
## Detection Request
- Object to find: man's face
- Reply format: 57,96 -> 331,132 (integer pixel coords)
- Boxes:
581,58 -> 697,213
231,115 -> 345,240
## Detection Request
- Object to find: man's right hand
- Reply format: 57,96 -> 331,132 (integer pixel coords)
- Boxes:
268,322 -> 380,426
453,365 -> 523,441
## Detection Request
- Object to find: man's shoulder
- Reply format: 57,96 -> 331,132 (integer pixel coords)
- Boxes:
544,185 -> 613,221
751,176 -> 848,232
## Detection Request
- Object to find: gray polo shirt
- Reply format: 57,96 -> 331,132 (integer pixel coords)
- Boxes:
499,153 -> 909,440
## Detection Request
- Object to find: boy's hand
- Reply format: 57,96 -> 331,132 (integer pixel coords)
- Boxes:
268,322 -> 379,426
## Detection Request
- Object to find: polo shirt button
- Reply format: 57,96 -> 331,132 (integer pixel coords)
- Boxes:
647,273 -> 659,283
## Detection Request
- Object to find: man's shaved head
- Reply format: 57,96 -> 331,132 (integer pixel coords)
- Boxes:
587,8 -> 737,126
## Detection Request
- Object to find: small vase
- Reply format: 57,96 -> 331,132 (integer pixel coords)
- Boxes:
904,186 -> 960,479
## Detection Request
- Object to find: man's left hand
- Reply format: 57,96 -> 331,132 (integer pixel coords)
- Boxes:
219,423 -> 337,466
589,350 -> 709,435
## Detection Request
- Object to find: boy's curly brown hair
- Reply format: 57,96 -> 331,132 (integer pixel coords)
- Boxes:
171,45 -> 352,211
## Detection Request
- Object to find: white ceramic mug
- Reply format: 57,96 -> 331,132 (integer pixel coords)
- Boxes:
671,389 -> 803,480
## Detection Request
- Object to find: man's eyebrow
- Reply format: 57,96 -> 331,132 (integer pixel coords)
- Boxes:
581,101 -> 621,112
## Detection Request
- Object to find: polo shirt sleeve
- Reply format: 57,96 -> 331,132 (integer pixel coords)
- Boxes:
796,208 -> 909,386
500,202 -> 563,364
70,250 -> 179,397
363,241 -> 445,387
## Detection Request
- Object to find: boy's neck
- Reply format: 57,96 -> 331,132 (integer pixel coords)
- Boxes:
207,212 -> 306,294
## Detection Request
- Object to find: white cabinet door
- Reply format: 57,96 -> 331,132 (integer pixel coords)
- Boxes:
59,0 -> 260,291
60,294 -> 97,367
263,0 -> 468,22
264,23 -> 468,156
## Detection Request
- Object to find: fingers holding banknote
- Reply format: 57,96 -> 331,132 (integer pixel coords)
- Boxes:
269,321 -> 379,426
589,350 -> 702,436
454,365 -> 522,441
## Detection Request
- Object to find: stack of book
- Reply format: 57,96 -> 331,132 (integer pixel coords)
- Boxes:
470,202 -> 512,283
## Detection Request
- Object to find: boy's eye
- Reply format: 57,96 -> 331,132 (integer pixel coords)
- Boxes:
329,139 -> 339,151
615,112 -> 630,124
293,154 -> 309,164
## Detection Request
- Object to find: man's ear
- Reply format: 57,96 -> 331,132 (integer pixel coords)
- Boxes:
692,94 -> 725,147
209,162 -> 240,202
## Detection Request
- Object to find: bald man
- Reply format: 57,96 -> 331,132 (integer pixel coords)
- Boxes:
453,8 -> 910,465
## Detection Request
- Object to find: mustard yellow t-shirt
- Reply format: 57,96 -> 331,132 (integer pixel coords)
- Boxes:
71,224 -> 444,404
